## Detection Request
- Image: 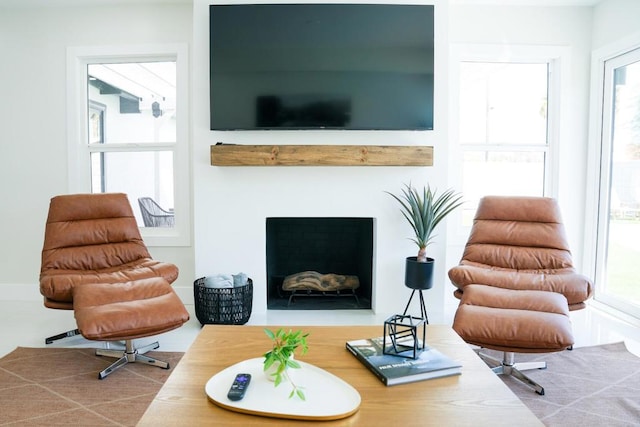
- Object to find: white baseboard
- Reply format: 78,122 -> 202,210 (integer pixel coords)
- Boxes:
589,299 -> 640,329
0,282 -> 194,306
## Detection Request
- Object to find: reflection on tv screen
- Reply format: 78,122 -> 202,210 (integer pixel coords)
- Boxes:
256,95 -> 351,128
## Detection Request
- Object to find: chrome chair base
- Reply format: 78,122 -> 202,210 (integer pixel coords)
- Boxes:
478,350 -> 546,395
96,340 -> 169,379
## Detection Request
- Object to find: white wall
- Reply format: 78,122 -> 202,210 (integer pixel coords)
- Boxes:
592,0 -> 640,50
0,3 -> 193,300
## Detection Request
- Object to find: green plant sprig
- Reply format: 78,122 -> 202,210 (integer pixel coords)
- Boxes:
263,328 -> 309,400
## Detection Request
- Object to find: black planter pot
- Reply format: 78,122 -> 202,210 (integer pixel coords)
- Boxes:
404,256 -> 434,290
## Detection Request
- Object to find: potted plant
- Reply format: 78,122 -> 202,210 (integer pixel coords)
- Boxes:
387,183 -> 463,290
263,328 -> 310,400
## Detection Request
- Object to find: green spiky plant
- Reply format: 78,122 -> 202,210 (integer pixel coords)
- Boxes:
387,183 -> 463,262
263,328 -> 309,400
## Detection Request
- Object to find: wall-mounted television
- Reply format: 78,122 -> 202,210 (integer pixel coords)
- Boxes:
209,3 -> 434,131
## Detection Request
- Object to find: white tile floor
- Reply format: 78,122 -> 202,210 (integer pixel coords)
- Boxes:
1,299 -> 639,359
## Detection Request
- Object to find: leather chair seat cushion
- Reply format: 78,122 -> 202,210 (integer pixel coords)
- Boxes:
453,284 -> 574,353
449,263 -> 592,309
73,278 -> 189,341
40,259 -> 179,304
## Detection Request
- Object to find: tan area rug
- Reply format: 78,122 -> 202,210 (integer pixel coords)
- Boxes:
488,342 -> 640,426
0,346 -> 183,426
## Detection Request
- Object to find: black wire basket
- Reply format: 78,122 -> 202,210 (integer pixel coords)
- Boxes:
193,277 -> 253,325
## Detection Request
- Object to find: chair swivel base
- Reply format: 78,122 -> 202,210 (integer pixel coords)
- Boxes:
45,328 -> 81,344
96,339 -> 169,379
478,351 -> 546,395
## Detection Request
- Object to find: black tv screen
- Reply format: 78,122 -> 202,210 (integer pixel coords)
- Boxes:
209,3 -> 434,131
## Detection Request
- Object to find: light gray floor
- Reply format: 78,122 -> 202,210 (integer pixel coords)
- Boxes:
1,299 -> 639,359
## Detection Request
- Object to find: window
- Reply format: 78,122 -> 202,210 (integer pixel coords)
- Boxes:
67,45 -> 189,246
450,45 -> 567,234
593,47 -> 640,319
458,61 -> 550,224
87,62 -> 176,224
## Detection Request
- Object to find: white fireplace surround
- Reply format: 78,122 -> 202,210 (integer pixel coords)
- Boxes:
193,160 -> 452,320
192,0 -> 452,321
193,131 -> 456,318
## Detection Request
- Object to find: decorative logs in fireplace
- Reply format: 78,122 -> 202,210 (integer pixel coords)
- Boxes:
282,271 -> 360,307
283,271 -> 359,291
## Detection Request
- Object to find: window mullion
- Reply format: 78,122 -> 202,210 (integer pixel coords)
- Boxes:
461,144 -> 549,152
87,142 -> 176,152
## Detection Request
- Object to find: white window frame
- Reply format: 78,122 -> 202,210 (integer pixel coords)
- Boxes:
585,32 -> 640,321
448,44 -> 568,244
66,44 -> 190,246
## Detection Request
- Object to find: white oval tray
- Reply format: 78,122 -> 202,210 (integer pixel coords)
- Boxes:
205,358 -> 361,421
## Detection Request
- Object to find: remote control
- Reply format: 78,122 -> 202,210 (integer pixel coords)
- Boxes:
227,373 -> 251,401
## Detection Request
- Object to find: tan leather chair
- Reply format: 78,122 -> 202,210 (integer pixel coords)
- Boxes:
449,196 -> 593,394
40,193 -> 179,344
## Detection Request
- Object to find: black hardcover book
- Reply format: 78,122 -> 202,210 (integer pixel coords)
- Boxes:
345,336 -> 462,386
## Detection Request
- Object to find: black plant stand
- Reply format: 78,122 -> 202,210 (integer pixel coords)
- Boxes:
403,256 -> 432,324
402,289 -> 429,325
382,256 -> 432,359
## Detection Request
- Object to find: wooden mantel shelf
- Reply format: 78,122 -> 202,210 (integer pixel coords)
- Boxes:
210,144 -> 433,166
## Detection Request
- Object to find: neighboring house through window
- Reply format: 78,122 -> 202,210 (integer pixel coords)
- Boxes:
67,44 -> 189,246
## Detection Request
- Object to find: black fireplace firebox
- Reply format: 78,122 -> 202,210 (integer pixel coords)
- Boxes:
266,217 -> 373,310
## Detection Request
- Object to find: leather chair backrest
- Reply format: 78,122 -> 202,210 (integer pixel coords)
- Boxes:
41,193 -> 151,273
461,196 -> 574,271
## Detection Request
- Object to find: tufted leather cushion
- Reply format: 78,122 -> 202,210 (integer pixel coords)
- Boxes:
73,278 -> 189,341
453,284 -> 574,353
39,193 -> 179,306
449,196 -> 593,310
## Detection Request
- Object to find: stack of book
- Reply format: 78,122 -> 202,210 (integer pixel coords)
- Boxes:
345,336 -> 462,386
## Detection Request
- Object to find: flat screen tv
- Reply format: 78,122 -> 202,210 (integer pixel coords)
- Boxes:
209,3 -> 434,131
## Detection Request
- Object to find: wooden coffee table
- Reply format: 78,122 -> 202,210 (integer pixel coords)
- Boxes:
138,325 -> 542,426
